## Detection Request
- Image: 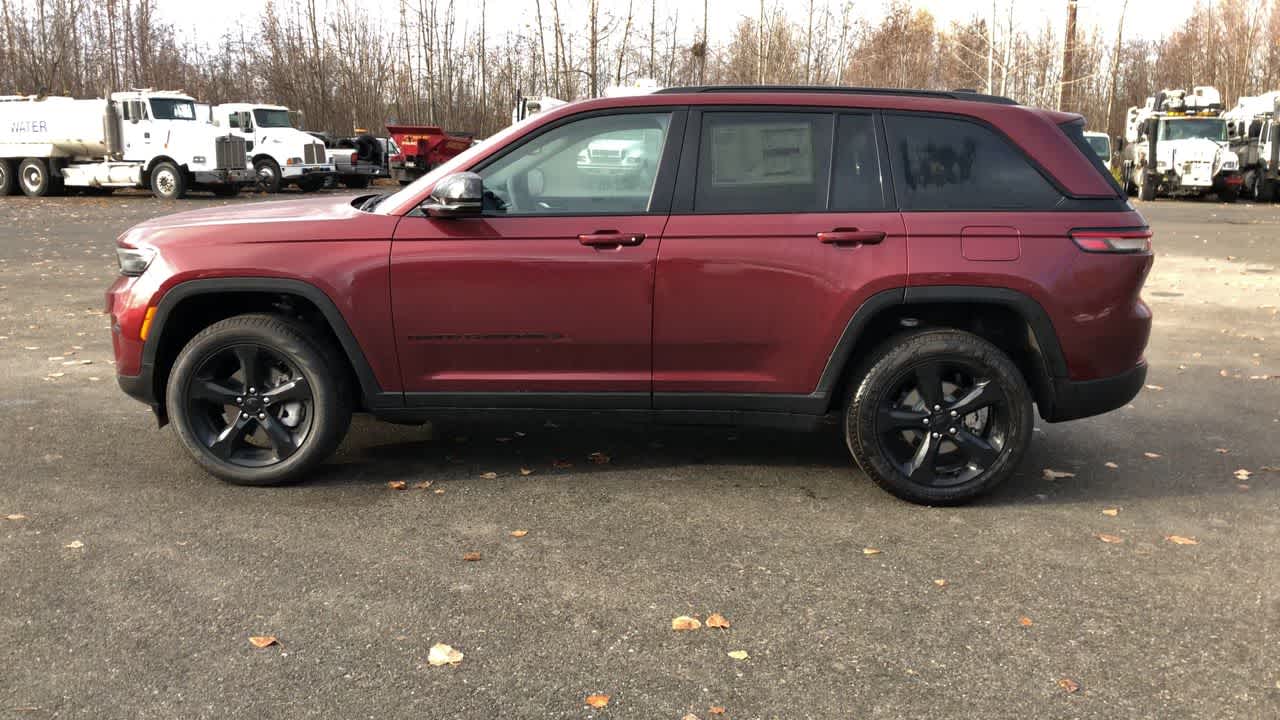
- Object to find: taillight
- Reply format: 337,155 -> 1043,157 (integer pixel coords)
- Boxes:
350,152 -> 358,164
1071,228 -> 1152,254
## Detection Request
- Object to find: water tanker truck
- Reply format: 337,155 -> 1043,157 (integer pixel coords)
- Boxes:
0,90 -> 252,199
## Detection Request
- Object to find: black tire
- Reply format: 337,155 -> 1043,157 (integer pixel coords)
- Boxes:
211,184 -> 241,198
254,158 -> 282,193
297,175 -> 324,193
166,313 -> 353,486
18,158 -> 51,197
0,158 -> 15,195
150,161 -> 188,199
342,176 -> 370,189
1218,186 -> 1240,203
844,329 -> 1034,505
1254,176 -> 1277,203
1138,172 -> 1157,201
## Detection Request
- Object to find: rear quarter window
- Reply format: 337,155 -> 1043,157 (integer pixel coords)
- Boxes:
884,114 -> 1063,211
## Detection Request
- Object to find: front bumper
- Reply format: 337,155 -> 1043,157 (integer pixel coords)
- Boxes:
281,164 -> 336,179
193,168 -> 254,185
1041,361 -> 1148,423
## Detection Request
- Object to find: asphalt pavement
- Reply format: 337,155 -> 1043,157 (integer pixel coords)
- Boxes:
1,190 -> 1277,719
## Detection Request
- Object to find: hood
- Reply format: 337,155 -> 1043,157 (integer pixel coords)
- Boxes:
1159,137 -> 1224,161
257,127 -> 321,149
154,120 -> 232,152
119,195 -> 381,250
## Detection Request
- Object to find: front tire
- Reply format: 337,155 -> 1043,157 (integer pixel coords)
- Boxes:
844,329 -> 1034,505
254,158 -> 283,193
166,314 -> 352,486
150,161 -> 188,199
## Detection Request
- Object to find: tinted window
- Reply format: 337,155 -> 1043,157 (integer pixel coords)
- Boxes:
480,112 -> 670,215
831,114 -> 886,211
885,114 -> 1062,210
695,112 -> 832,213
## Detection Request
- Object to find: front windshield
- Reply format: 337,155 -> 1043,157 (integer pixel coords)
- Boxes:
1086,135 -> 1110,159
373,120 -> 529,215
253,109 -> 293,128
150,98 -> 196,120
1159,118 -> 1226,142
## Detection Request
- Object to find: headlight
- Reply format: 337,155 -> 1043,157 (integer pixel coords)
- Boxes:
287,157 -> 302,165
116,247 -> 156,276
192,155 -> 207,164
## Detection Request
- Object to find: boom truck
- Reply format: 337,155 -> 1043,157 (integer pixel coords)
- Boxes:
0,90 -> 251,199
210,103 -> 334,192
1224,91 -> 1280,202
1120,86 -> 1242,202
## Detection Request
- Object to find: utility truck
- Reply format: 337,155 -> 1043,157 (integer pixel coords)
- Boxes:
0,90 -> 251,199
1120,86 -> 1242,201
385,125 -> 473,185
1224,91 -> 1280,202
210,103 -> 334,192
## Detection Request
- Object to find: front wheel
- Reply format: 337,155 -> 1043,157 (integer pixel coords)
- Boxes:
254,158 -> 282,193
166,314 -> 352,486
844,329 -> 1034,505
150,161 -> 188,199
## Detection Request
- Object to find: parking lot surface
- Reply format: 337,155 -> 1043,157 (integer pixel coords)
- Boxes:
1,191 -> 1278,719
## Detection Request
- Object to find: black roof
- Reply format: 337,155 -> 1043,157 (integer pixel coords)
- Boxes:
652,85 -> 1019,106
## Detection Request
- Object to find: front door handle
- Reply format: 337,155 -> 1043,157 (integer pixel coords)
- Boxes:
818,228 -> 886,246
578,231 -> 645,248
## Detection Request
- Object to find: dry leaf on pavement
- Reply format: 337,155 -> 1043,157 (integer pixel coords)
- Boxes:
1165,535 -> 1199,545
520,467 -> 534,476
462,551 -> 482,561
4,513 -> 27,520
588,451 -> 611,465
1101,508 -> 1119,517
709,708 -> 726,715
1104,462 -> 1119,469
1144,384 -> 1163,391
413,480 -> 433,490
64,540 -> 83,549
584,693 -> 610,709
1143,452 -> 1162,459
1214,447 -> 1230,454
552,459 -> 573,469
387,480 -> 407,490
1042,469 -> 1076,480
1233,469 -> 1252,480
1018,616 -> 1034,627
933,578 -> 948,587
682,715 -> 700,720
248,635 -> 278,649
672,615 -> 702,631
727,650 -> 749,660
434,488 -> 446,494
510,529 -> 528,538
706,613 -> 731,629
427,642 -> 464,666
862,547 -> 882,556
480,471 -> 499,480
1057,677 -> 1081,693
1096,533 -> 1124,544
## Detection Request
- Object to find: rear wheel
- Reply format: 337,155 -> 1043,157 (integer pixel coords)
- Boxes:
211,184 -> 241,198
166,314 -> 352,486
1254,175 -> 1276,203
18,158 -> 51,197
1219,186 -> 1240,203
0,159 -> 15,195
1138,172 -> 1157,201
844,329 -> 1034,505
343,176 -> 370,189
297,175 -> 324,193
150,161 -> 188,199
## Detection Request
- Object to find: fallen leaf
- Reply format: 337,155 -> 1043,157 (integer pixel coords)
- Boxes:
706,613 -> 731,629
387,480 -> 407,490
1262,466 -> 1280,472
64,540 -> 84,549
588,451 -> 611,465
727,650 -> 749,660
709,708 -> 726,715
1057,677 -> 1081,693
682,715 -> 700,720
480,471 -> 499,480
413,480 -> 433,490
4,513 -> 27,520
462,551 -> 482,561
1042,468 -> 1076,480
1018,616 -> 1033,627
520,467 -> 534,476
1096,533 -> 1124,544
584,693 -> 610,709
1144,384 -> 1163,391
1101,508 -> 1119,517
1233,469 -> 1252,480
1215,448 -> 1230,454
427,642 -> 463,666
248,635 -> 278,649
1237,484 -> 1251,491
434,488 -> 446,494
510,529 -> 528,538
1104,462 -> 1119,469
862,547 -> 882,556
1165,535 -> 1198,545
933,578 -> 948,587
1143,452 -> 1162,459
1219,369 -> 1230,377
672,615 -> 702,631
552,459 -> 573,469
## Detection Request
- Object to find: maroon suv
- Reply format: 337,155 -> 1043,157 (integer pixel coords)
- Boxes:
107,86 -> 1152,504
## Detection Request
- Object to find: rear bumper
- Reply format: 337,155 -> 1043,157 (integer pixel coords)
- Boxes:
1041,361 -> 1147,423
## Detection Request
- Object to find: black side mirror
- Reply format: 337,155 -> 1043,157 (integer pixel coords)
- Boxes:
423,172 -> 483,218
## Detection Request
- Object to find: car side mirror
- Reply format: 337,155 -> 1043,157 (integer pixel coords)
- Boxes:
423,172 -> 483,218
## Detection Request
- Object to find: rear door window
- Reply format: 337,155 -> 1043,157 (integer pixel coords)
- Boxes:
830,114 -> 887,211
885,114 -> 1063,210
694,112 -> 833,213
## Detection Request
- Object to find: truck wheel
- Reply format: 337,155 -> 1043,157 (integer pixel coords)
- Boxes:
1138,173 -> 1157,201
1218,186 -> 1240,203
254,158 -> 282,193
212,184 -> 241,198
0,159 -> 16,196
843,329 -> 1034,505
165,313 -> 353,486
343,176 -> 370,189
1255,177 -> 1277,203
17,158 -> 51,197
297,176 -> 324,193
150,161 -> 188,200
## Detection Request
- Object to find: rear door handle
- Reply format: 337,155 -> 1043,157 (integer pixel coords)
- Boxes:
578,231 -> 645,248
818,229 -> 886,246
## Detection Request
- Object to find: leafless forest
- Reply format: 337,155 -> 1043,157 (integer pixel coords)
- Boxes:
2,0 -> 1278,139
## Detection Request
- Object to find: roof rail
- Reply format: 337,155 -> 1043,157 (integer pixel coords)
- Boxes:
652,85 -> 1019,106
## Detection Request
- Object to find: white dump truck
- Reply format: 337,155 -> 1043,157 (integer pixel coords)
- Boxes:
0,90 -> 252,199
1224,91 -> 1280,202
210,103 -> 334,192
1120,85 -> 1242,201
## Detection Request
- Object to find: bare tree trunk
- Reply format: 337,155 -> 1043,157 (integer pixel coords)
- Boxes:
699,0 -> 707,84
534,0 -> 549,94
757,0 -> 764,84
615,0 -> 633,86
648,0 -> 656,79
1058,0 -> 1077,111
987,0 -> 995,94
1104,0 -> 1128,139
588,0 -> 599,97
805,0 -> 814,83
552,0 -> 564,98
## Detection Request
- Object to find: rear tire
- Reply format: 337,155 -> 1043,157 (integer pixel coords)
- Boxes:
1254,176 -> 1276,203
0,158 -> 15,195
297,175 -> 324,193
844,329 -> 1034,505
166,314 -> 353,486
18,158 -> 51,197
211,184 -> 241,198
343,176 -> 370,189
150,161 -> 188,200
1218,186 -> 1240,203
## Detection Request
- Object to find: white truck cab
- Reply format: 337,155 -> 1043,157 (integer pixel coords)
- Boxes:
0,90 -> 251,199
211,103 -> 334,192
1121,86 -> 1242,201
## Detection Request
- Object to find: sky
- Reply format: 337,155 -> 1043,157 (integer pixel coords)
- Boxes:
161,0 -> 1203,49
